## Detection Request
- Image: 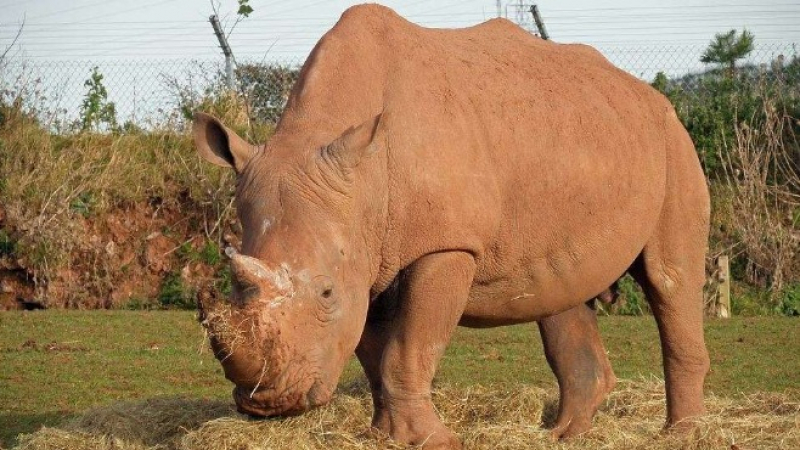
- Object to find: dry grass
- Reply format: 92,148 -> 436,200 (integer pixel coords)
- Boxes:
0,73 -> 281,308
0,90 -> 243,308
716,78 -> 800,297
0,117 -> 236,273
12,379 -> 799,450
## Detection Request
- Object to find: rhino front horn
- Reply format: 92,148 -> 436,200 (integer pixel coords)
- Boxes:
230,254 -> 271,293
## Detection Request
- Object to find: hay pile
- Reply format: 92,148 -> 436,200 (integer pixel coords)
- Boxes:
12,379 -> 799,450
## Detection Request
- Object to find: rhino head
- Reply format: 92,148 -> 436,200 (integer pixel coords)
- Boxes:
192,112 -> 385,417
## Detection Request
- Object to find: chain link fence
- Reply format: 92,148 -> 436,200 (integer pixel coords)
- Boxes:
1,42 -> 797,131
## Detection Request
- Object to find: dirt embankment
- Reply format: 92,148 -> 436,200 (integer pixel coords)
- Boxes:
0,200 -> 237,310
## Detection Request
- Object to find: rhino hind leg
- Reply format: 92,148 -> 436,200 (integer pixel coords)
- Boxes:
538,301 -> 617,439
630,243 -> 709,429
629,163 -> 710,429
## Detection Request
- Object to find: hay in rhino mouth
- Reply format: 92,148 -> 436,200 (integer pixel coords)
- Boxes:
198,297 -> 257,363
197,293 -> 275,399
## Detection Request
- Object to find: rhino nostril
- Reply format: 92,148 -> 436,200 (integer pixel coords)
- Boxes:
321,288 -> 333,298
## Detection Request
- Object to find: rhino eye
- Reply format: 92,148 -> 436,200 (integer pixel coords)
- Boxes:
315,277 -> 334,303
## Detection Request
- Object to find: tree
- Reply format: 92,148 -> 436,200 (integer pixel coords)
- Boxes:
0,19 -> 24,65
209,0 -> 254,37
79,67 -> 117,132
236,0 -> 253,18
700,29 -> 755,76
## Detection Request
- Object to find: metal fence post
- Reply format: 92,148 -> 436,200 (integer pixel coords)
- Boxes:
530,4 -> 549,40
209,14 -> 235,90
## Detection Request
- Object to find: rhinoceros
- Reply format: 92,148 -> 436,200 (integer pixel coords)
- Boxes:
193,4 -> 710,448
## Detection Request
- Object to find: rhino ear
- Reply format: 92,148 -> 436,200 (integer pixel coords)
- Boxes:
193,112 -> 256,173
327,114 -> 382,170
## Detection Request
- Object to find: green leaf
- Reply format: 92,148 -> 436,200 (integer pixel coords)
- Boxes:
237,0 -> 253,18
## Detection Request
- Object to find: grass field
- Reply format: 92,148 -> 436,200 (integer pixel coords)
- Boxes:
1,312 -> 798,448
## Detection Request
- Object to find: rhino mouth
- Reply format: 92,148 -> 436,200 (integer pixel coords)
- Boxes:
233,379 -> 332,417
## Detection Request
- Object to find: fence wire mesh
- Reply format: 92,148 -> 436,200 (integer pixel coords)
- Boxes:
1,42 -> 797,131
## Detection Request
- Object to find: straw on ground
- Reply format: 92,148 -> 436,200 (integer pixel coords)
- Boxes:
12,378 -> 800,450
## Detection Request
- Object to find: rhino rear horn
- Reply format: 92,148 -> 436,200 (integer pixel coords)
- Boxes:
327,114 -> 383,170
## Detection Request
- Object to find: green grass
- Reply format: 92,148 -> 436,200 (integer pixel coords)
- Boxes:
0,312 -> 797,447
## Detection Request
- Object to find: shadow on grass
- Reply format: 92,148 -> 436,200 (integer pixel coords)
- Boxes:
5,397 -> 237,449
0,411 -> 66,448
539,399 -> 560,429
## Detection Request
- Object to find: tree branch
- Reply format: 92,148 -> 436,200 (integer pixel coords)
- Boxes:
1,16 -> 25,63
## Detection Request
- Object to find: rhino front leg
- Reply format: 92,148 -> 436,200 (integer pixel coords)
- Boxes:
357,277 -> 405,432
355,309 -> 392,431
538,300 -> 617,439
378,251 -> 475,450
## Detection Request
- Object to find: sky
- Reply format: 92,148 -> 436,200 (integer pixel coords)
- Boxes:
1,1 -> 798,125
1,0 -> 799,61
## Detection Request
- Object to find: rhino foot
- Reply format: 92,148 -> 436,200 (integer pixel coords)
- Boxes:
388,412 -> 461,450
539,301 -> 617,440
549,367 -> 617,439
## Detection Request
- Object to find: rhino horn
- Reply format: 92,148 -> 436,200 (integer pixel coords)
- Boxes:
328,114 -> 383,170
230,254 -> 272,293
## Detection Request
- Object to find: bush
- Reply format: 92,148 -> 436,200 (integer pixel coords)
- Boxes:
79,66 -> 118,132
777,284 -> 800,316
656,53 -> 800,315
235,63 -> 299,124
654,55 -> 800,180
158,272 -> 196,310
615,275 -> 649,316
163,61 -> 278,143
0,229 -> 15,257
200,240 -> 222,266
716,77 -> 799,297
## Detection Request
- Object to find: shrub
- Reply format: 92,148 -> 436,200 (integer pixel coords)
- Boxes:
124,296 -> 156,311
79,66 -> 118,132
777,284 -> 800,316
236,62 -> 299,124
158,272 -> 196,310
615,275 -> 649,316
716,77 -> 800,297
654,55 -> 800,180
200,240 -> 222,266
162,62 -> 275,142
0,229 -> 15,257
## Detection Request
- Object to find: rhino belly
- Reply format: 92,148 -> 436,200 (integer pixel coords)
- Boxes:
460,260 -> 626,328
459,213 -> 650,327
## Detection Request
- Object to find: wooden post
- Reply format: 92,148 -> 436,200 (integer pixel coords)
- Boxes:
716,255 -> 731,318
